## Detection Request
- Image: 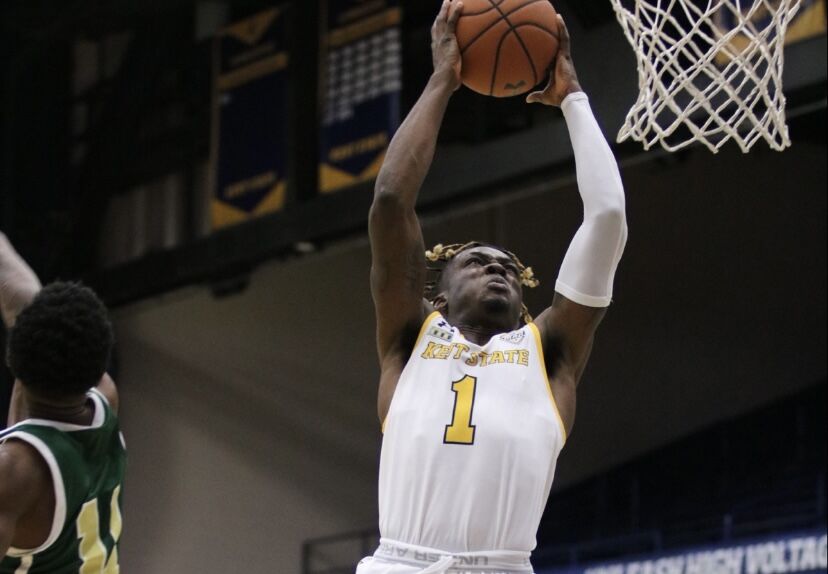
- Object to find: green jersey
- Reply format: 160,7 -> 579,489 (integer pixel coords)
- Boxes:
0,388 -> 127,574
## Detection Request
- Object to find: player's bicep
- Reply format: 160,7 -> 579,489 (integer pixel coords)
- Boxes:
369,195 -> 429,356
535,293 -> 607,381
0,511 -> 14,557
0,443 -> 37,556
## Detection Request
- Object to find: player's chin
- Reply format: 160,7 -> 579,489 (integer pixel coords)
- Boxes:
480,291 -> 514,310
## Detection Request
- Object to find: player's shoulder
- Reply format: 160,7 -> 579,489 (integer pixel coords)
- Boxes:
93,374 -> 119,416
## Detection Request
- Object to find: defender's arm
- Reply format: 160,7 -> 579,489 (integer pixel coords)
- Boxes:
0,233 -> 41,329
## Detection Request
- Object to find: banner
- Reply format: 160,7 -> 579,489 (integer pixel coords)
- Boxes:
715,0 -> 826,65
540,531 -> 828,574
213,7 -> 289,230
319,0 -> 402,194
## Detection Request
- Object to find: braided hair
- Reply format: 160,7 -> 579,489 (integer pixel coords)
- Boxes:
424,242 -> 539,324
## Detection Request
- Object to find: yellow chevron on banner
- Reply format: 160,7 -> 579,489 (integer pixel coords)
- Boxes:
319,151 -> 387,194
715,0 -> 826,65
218,52 -> 289,91
786,0 -> 826,43
222,8 -> 281,46
327,7 -> 402,48
212,182 -> 287,229
254,182 -> 287,215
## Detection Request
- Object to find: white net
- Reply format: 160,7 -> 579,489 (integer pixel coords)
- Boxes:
609,0 -> 802,153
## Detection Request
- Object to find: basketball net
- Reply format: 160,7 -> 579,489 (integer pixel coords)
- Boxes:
609,0 -> 802,153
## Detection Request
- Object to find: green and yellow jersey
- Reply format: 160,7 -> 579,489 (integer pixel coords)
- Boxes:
0,388 -> 126,574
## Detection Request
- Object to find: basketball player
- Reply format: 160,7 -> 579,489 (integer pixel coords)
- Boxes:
0,232 -> 126,573
360,1 -> 627,573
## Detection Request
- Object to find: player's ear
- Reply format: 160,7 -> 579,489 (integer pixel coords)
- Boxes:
432,293 -> 448,314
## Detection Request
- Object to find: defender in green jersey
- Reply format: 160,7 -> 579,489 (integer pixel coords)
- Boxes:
0,232 -> 126,574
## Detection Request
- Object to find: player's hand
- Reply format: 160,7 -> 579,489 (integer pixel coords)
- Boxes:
431,0 -> 464,90
526,16 -> 582,106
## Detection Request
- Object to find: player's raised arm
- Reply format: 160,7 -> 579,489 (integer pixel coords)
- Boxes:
528,17 -> 629,424
369,0 -> 463,360
1,232 -> 44,428
0,232 -> 42,329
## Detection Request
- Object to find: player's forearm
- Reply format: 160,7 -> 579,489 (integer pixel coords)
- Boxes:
0,233 -> 41,327
373,70 -> 455,210
563,93 -> 626,218
556,93 -> 628,307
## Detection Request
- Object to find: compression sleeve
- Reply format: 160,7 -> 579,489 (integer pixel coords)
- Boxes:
555,92 -> 628,308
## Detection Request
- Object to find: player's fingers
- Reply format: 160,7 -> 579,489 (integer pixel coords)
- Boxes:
526,74 -> 553,103
447,1 -> 464,30
437,0 -> 450,25
557,15 -> 571,56
432,0 -> 448,38
526,91 -> 543,104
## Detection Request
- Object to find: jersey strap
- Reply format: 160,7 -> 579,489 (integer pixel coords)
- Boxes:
527,321 -> 568,443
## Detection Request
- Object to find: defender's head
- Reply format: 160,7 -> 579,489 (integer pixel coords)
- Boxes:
426,242 -> 539,329
7,282 -> 113,399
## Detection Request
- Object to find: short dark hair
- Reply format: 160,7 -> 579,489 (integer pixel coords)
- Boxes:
7,282 -> 113,397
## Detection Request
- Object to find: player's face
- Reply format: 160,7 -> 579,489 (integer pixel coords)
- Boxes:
443,247 -> 523,326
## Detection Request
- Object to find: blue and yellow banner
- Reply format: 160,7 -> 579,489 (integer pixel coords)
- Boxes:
213,7 -> 289,229
785,0 -> 827,43
319,0 -> 402,194
715,0 -> 826,65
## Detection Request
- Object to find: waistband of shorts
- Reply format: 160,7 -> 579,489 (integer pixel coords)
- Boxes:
373,538 -> 534,573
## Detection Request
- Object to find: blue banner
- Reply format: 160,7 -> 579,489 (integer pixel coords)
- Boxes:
540,531 -> 827,574
213,7 -> 289,229
319,0 -> 402,194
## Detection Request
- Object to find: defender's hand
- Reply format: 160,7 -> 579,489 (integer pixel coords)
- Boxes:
526,16 -> 582,106
431,0 -> 464,90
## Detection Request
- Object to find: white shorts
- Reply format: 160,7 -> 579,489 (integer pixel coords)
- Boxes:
356,556 -> 536,574
356,539 -> 535,574
356,556 -> 422,574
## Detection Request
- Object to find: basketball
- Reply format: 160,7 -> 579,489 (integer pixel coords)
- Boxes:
455,0 -> 560,97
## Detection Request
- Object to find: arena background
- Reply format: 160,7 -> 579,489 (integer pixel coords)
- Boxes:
0,1 -> 825,573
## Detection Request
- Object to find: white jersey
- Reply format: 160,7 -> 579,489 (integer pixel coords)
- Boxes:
378,311 -> 567,554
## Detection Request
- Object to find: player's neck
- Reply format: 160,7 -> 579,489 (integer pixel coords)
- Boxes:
20,389 -> 94,425
451,317 -> 520,345
455,324 -> 502,345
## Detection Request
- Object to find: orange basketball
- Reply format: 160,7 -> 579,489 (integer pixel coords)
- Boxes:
455,0 -> 560,97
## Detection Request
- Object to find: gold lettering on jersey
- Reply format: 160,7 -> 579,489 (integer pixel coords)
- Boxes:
518,350 -> 529,366
422,342 -> 529,367
434,344 -> 451,360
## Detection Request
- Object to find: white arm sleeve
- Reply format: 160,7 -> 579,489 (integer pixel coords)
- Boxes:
555,92 -> 628,308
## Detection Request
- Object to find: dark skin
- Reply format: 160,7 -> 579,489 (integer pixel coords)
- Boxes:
370,2 -> 604,437
0,232 -> 119,557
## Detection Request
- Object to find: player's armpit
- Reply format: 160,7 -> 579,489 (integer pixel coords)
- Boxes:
0,511 -> 14,559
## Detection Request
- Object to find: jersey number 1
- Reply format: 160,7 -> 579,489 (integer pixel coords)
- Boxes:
444,375 -> 477,445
